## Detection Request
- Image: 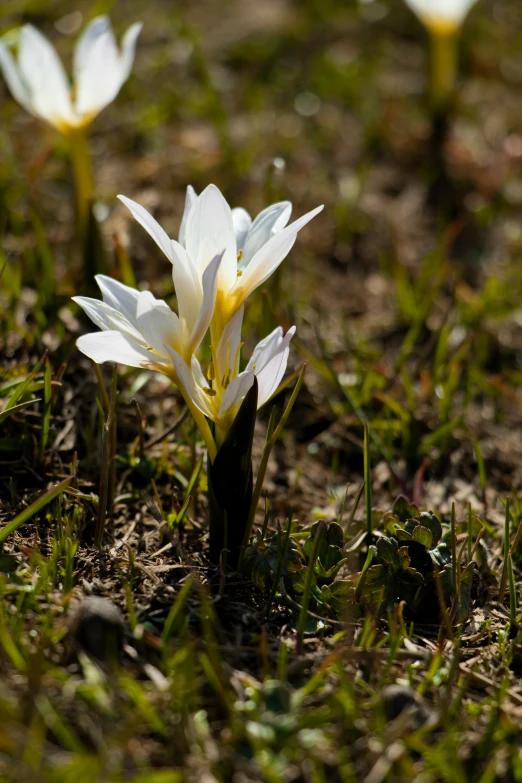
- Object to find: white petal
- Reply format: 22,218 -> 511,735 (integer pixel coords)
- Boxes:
185,184 -> 237,292
255,327 -> 296,407
74,16 -> 108,73
18,25 -> 76,128
136,291 -> 183,356
118,22 -> 142,83
185,250 -> 223,357
74,18 -> 141,117
241,201 -> 292,265
95,275 -> 139,325
164,346 -> 213,418
0,40 -> 34,115
118,195 -> 174,261
74,16 -> 119,116
179,185 -> 197,247
219,371 -> 255,418
191,355 -> 209,393
404,0 -> 477,27
235,205 -> 323,303
170,239 -> 203,336
73,295 -> 147,345
77,330 -> 159,369
246,325 -> 283,374
232,208 -> 252,252
216,305 -> 243,381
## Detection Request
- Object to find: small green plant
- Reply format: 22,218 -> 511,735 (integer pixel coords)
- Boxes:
356,499 -> 486,623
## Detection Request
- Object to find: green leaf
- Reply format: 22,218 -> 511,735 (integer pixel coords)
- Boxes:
364,564 -> 386,585
376,536 -> 398,566
392,495 -> 419,523
430,542 -> 452,567
418,511 -> 442,544
0,398 -> 39,425
4,354 -> 46,411
413,525 -> 433,548
397,546 -> 412,570
208,379 -> 258,567
243,530 -> 303,590
396,529 -> 413,541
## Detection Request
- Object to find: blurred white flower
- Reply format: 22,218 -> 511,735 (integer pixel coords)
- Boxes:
0,16 -> 142,133
403,0 -> 479,32
119,184 -> 323,336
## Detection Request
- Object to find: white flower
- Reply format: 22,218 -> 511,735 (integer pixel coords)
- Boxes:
403,0 -> 479,32
118,184 -> 323,334
73,258 -> 222,373
165,305 -> 296,429
0,16 -> 142,133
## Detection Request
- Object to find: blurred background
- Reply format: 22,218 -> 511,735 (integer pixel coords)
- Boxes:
2,0 -> 522,516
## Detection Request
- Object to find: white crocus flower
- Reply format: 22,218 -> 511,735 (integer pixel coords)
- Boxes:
72,262 -> 222,460
73,259 -> 222,371
0,16 -> 142,134
403,0 -> 479,33
118,184 -> 323,341
165,305 -> 296,439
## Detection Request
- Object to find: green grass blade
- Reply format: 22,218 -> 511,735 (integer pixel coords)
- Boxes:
0,476 -> 74,545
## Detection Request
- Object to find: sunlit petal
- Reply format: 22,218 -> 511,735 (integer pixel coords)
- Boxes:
185,250 -> 224,357
219,371 -> 255,418
73,295 -> 147,346
164,345 -> 214,418
74,18 -> 141,116
241,201 -> 292,265
77,330 -> 159,369
169,239 -> 203,336
119,22 -> 142,84
216,305 -> 243,381
404,0 -> 478,29
234,205 -> 323,304
246,326 -> 284,373
0,40 -> 34,115
136,290 -> 183,355
185,184 -> 237,291
179,185 -> 197,247
18,25 -> 76,128
232,208 -> 252,253
95,274 -> 140,325
74,16 -> 118,115
118,195 -> 174,262
255,327 -> 296,407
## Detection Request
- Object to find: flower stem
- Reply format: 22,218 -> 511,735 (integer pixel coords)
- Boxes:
428,28 -> 458,114
176,384 -> 217,463
68,127 -> 95,236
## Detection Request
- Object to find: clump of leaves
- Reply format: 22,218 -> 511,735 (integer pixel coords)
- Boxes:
357,497 -> 486,623
303,521 -> 347,584
242,526 -> 303,590
243,520 -> 354,632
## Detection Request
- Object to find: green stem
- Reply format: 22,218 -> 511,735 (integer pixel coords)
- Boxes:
177,384 -> 217,463
238,365 -> 307,566
429,28 -> 458,113
68,128 -> 95,236
296,521 -> 325,653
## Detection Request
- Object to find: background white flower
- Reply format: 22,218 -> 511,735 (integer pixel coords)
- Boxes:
403,0 -> 479,31
0,16 -> 142,133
